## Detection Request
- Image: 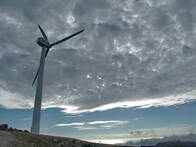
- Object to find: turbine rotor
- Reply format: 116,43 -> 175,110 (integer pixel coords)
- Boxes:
32,25 -> 84,86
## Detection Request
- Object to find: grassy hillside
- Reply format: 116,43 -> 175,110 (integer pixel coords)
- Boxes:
0,130 -> 126,147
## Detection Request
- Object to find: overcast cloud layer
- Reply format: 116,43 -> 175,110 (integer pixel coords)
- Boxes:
1,0 -> 196,113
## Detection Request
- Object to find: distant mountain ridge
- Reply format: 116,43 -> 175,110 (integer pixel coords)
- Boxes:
124,134 -> 196,146
155,141 -> 196,147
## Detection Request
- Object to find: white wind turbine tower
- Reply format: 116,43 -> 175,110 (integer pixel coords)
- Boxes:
31,25 -> 84,134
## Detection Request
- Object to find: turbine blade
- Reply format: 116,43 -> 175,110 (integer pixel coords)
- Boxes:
32,67 -> 39,86
38,24 -> 48,41
49,29 -> 84,48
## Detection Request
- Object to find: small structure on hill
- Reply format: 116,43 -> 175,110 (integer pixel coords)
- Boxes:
0,124 -> 8,130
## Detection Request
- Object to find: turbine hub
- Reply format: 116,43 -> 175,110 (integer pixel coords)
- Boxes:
36,37 -> 49,48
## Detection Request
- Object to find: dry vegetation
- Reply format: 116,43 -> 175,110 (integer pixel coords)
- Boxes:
0,130 -> 123,147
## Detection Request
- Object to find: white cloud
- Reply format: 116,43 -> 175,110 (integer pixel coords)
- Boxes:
55,122 -> 85,127
60,90 -> 196,114
87,120 -> 128,125
55,120 -> 128,130
0,87 -> 33,109
0,13 -> 22,27
100,125 -> 114,129
88,120 -> 128,129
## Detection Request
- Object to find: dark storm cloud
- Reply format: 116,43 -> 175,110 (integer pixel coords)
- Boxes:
1,0 -> 196,112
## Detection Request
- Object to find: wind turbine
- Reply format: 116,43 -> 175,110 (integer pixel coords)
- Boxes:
31,25 -> 84,134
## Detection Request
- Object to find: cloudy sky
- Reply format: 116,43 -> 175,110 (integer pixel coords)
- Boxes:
1,0 -> 196,144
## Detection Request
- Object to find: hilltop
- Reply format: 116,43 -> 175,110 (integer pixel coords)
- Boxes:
0,128 -> 130,147
0,130 -> 118,147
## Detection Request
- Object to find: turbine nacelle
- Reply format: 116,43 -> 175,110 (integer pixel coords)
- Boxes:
36,37 -> 49,48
